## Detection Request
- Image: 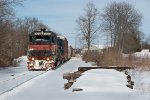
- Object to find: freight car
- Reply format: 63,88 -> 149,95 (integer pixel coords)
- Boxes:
27,29 -> 71,71
57,35 -> 68,62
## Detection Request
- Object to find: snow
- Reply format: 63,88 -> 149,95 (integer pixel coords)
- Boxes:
128,69 -> 150,95
134,49 -> 150,58
123,49 -> 150,58
0,56 -> 45,95
94,44 -> 108,49
57,35 -> 66,40
0,57 -> 150,100
69,69 -> 150,100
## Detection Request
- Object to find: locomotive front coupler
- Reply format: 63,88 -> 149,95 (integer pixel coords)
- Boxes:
39,61 -> 43,66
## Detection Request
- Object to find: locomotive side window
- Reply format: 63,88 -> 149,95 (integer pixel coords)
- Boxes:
29,36 -> 33,42
42,36 -> 50,41
35,35 -> 42,41
51,37 -> 56,43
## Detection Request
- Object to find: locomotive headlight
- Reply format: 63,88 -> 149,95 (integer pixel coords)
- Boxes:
31,57 -> 35,61
29,63 -> 33,67
46,58 -> 50,61
29,48 -> 33,51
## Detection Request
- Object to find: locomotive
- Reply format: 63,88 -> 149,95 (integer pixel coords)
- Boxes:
27,29 -> 72,71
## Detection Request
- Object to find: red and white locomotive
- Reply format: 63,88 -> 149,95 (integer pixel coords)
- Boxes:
27,29 -> 72,71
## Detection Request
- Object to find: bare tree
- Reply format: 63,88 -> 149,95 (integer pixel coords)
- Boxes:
14,17 -> 49,34
0,0 -> 24,66
76,2 -> 101,52
0,1 -> 49,67
101,2 -> 142,53
0,0 -> 23,22
0,0 -> 50,67
0,17 -> 49,67
13,17 -> 49,56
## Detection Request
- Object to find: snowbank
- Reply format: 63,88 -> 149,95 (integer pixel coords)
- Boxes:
69,69 -> 150,100
134,49 -> 150,58
123,49 -> 150,58
0,56 -> 45,95
128,69 -> 150,95
0,57 -> 150,100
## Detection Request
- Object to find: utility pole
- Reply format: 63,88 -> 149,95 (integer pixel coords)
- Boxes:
71,33 -> 77,55
75,36 -> 76,54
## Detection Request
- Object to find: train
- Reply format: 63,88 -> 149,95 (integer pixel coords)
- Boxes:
27,29 -> 72,71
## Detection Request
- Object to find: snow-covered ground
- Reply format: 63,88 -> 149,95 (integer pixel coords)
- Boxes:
0,57 -> 150,100
123,49 -> 150,58
0,56 -> 45,95
128,69 -> 150,95
70,69 -> 150,100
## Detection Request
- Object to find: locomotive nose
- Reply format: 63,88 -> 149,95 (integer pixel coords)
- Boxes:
39,61 -> 43,65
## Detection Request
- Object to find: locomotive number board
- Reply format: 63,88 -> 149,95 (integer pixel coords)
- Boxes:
34,32 -> 51,35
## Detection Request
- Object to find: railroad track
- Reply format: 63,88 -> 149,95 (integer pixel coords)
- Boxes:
0,72 -> 28,84
0,71 -> 46,95
0,62 -> 67,96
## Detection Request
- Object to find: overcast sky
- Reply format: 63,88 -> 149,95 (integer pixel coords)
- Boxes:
16,0 -> 150,47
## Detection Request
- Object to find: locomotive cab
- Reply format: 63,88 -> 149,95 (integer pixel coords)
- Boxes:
27,29 -> 58,71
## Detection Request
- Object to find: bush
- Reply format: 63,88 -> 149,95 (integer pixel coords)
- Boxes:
82,50 -> 150,70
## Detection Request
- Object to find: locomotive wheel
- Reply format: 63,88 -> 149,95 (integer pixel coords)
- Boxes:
55,61 -> 58,67
28,67 -> 32,71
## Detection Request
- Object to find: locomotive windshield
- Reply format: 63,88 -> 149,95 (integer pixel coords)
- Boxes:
29,32 -> 56,44
34,35 -> 50,41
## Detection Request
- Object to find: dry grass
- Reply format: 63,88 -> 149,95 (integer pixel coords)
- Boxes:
82,51 -> 150,70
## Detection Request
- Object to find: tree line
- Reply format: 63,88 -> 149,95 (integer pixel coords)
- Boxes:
0,0 -> 49,67
77,1 -> 150,54
78,1 -> 150,68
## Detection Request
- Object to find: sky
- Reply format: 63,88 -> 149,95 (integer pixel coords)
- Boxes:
15,0 -> 150,48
